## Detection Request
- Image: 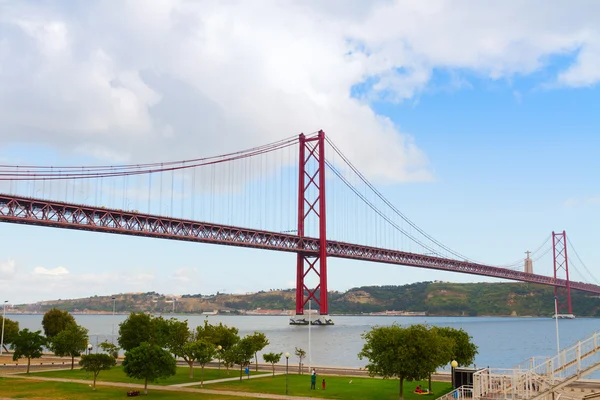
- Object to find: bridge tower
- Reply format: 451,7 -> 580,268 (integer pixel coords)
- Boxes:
295,130 -> 329,318
552,230 -> 573,316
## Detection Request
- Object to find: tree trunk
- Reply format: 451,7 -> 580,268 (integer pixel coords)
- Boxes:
201,365 -> 204,388
399,376 -> 404,400
239,364 -> 243,381
71,355 -> 75,370
144,377 -> 148,395
255,353 -> 258,371
272,363 -> 275,377
93,371 -> 98,390
187,360 -> 194,379
428,373 -> 432,392
27,357 -> 31,374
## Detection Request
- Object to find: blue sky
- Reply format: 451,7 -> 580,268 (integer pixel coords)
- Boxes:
0,1 -> 599,305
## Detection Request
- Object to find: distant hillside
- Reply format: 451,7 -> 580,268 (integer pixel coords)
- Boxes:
12,282 -> 600,317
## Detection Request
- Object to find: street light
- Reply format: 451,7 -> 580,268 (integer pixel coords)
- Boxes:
217,345 -> 222,372
1,301 -> 7,356
554,296 -> 560,356
285,352 -> 290,395
451,360 -> 458,389
87,343 -> 93,355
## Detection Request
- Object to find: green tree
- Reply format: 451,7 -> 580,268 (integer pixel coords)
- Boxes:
164,319 -> 192,364
196,321 -> 239,375
185,339 -> 216,386
79,353 -> 117,390
358,324 -> 447,400
166,319 -> 217,381
99,341 -> 120,359
231,337 -> 255,381
433,326 -> 478,367
247,331 -> 269,371
196,320 -> 239,349
10,329 -> 46,373
0,316 -> 19,349
295,347 -> 306,374
118,312 -> 169,351
50,323 -> 89,369
263,352 -> 282,376
221,347 -> 237,376
41,308 -> 75,338
122,342 -> 177,395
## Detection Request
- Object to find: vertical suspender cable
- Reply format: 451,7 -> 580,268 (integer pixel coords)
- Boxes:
159,164 -> 163,215
148,173 -> 152,214
181,162 -> 185,218
191,166 -> 195,221
170,169 -> 175,217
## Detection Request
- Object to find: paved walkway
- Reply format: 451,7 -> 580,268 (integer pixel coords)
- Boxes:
171,372 -> 286,387
2,374 -> 326,399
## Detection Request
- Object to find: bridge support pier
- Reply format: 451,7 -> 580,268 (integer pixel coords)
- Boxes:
295,131 -> 329,317
553,230 -> 573,317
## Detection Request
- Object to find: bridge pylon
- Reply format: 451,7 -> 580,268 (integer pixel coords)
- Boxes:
295,130 -> 329,318
552,230 -> 573,316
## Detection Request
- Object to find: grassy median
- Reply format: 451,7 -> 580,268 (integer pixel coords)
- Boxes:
205,374 -> 453,400
29,365 -> 266,386
0,377 -> 266,399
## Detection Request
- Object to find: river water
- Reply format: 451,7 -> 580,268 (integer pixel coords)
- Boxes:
7,314 -> 598,370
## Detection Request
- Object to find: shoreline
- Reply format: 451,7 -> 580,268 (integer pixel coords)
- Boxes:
4,312 -> 570,318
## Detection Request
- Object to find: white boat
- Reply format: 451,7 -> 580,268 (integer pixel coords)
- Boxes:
553,314 -> 575,319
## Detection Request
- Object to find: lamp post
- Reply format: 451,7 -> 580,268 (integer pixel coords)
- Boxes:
554,296 -> 560,356
285,352 -> 290,395
217,345 -> 222,373
112,297 -> 116,343
308,299 -> 312,372
451,360 -> 458,389
1,301 -> 7,356
87,343 -> 93,355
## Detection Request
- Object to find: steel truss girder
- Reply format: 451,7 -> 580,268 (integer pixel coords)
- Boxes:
0,194 -> 598,296
0,194 -> 317,252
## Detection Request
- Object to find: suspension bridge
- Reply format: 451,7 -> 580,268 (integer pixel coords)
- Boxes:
0,131 -> 597,322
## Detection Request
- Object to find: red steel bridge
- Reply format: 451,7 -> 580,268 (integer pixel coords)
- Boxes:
0,131 -> 596,316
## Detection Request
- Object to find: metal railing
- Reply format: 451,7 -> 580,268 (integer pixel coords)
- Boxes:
473,330 -> 600,400
437,385 -> 474,400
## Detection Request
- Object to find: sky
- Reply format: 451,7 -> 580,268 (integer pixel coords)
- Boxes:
0,0 -> 599,306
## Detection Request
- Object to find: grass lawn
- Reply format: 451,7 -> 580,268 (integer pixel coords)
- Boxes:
206,374 -> 453,400
0,377 -> 267,399
29,365 -> 267,386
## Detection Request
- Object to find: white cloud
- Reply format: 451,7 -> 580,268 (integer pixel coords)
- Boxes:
0,259 -> 16,279
0,261 -> 159,303
564,196 -> 600,208
1,1 -> 598,184
170,267 -> 197,283
33,266 -> 69,276
558,41 -> 600,87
